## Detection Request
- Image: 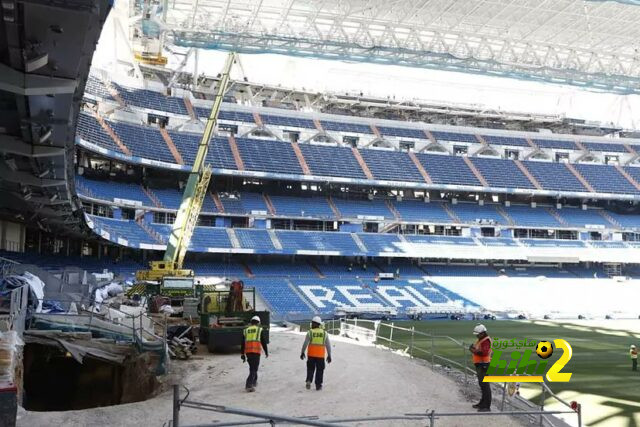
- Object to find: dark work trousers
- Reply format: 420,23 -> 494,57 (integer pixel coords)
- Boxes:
246,353 -> 261,388
475,363 -> 492,409
633,358 -> 638,371
306,357 -> 326,387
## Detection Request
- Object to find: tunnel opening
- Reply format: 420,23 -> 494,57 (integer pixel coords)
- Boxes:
22,343 -> 160,411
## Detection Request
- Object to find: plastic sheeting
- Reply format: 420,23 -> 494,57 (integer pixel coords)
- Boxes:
0,271 -> 45,313
92,282 -> 124,308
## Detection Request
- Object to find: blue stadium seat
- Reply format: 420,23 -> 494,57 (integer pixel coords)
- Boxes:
85,75 -> 113,100
185,260 -> 247,277
113,83 -> 188,115
292,278 -> 385,313
449,203 -> 507,225
482,135 -> 530,147
405,235 -> 477,246
392,200 -> 452,223
504,205 -> 561,228
240,192 -> 269,213
431,131 -> 478,144
555,207 -> 612,228
377,126 -> 426,139
589,241 -> 627,248
235,229 -> 276,251
320,120 -> 373,134
521,239 -> 586,248
424,265 -> 499,277
76,113 -> 121,152
89,215 -> 156,246
245,278 -> 313,314
582,141 -> 628,153
248,261 -> 315,277
332,198 -> 394,219
299,144 -> 366,179
477,237 -> 519,247
533,139 -> 578,150
415,153 -> 481,186
235,138 -> 303,175
522,161 -> 586,192
470,157 -> 536,189
269,195 -> 334,218
109,120 -> 176,164
276,231 -> 361,253
76,176 -> 152,205
152,188 -> 184,209
357,233 -> 403,253
209,109 -> 256,123
373,260 -> 426,276
359,149 -> 424,182
261,114 -> 315,129
574,163 -> 638,194
606,210 -> 640,229
218,194 -> 246,214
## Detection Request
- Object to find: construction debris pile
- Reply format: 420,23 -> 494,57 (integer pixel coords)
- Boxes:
167,326 -> 197,360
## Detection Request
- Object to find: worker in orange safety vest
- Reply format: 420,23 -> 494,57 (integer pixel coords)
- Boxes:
241,316 -> 268,392
300,316 -> 332,390
469,324 -> 492,412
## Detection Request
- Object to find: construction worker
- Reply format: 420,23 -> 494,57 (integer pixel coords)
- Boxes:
241,315 -> 268,392
631,345 -> 638,371
469,324 -> 492,412
300,316 -> 332,390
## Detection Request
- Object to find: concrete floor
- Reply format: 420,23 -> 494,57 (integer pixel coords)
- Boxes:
18,329 -> 522,426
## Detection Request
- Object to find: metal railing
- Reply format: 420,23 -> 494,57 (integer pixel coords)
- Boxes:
168,319 -> 580,427
29,297 -> 169,373
327,318 -> 581,427
169,383 -> 579,427
0,285 -> 29,334
0,256 -> 19,278
32,296 -> 166,341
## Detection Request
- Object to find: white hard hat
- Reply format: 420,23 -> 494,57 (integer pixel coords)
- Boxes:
473,324 -> 487,335
251,316 -> 261,323
311,316 -> 323,325
632,345 -> 636,349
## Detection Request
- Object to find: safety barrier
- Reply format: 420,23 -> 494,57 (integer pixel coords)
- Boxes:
168,319 -> 581,426
29,296 -> 169,373
169,383 -> 579,427
324,318 -> 581,427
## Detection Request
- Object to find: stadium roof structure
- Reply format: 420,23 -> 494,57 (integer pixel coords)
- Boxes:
0,0 -> 111,234
165,0 -> 640,94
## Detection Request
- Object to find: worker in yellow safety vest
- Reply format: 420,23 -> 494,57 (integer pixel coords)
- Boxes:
300,316 -> 332,390
241,316 -> 268,392
468,324 -> 492,412
631,345 -> 638,371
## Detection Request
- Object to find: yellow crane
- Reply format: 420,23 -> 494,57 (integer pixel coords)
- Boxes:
136,52 -> 237,283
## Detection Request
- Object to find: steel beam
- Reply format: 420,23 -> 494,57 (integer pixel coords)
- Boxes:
0,135 -> 65,158
0,64 -> 77,96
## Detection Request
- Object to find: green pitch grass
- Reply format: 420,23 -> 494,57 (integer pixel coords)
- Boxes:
368,319 -> 640,427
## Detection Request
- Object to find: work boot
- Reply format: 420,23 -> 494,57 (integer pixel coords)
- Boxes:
477,407 -> 491,412
305,381 -> 311,390
316,385 -> 322,391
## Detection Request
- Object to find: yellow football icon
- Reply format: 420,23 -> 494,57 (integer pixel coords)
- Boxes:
536,341 -> 554,359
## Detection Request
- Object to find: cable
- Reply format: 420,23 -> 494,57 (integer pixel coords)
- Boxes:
180,384 -> 191,406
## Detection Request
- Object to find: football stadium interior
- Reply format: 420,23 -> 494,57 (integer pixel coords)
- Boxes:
3,0 -> 640,426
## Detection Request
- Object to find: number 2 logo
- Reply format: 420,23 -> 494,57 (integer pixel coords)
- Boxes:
546,339 -> 573,382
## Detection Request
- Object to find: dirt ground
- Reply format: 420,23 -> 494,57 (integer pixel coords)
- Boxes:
17,328 -> 523,426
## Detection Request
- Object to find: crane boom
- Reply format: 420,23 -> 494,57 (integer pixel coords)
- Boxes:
136,52 -> 237,282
